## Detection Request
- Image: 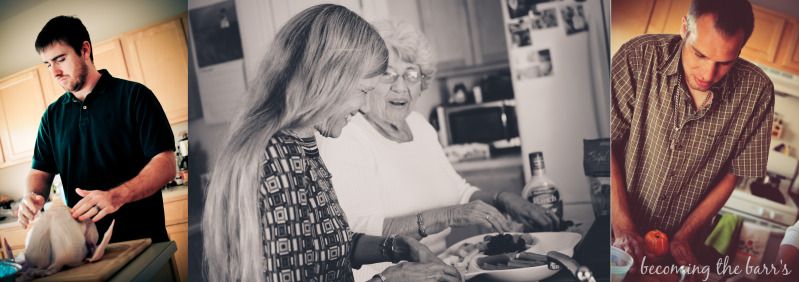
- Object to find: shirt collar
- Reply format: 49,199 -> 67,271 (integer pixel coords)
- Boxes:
658,38 -> 731,101
62,69 -> 113,104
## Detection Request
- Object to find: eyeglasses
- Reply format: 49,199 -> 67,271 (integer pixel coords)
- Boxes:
379,68 -> 423,84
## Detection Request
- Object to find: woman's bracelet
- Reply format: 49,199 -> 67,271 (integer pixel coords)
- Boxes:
416,213 -> 428,238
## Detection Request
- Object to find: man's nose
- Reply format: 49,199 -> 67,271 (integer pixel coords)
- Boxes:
701,62 -> 719,82
51,65 -> 63,77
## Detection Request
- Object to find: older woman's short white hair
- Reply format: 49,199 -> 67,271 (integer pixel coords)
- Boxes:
372,20 -> 436,90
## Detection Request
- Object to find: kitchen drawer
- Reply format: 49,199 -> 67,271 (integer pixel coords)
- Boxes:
163,196 -> 188,226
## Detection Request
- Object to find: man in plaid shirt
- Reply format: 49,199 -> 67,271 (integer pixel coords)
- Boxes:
611,0 -> 774,268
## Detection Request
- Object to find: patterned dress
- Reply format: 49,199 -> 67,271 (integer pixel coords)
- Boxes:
258,132 -> 357,282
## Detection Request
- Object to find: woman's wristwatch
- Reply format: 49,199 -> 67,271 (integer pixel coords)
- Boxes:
416,213 -> 428,238
381,234 -> 402,263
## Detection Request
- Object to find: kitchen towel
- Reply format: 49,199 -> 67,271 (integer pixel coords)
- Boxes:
704,213 -> 741,254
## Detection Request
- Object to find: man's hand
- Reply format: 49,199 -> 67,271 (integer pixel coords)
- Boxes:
17,193 -> 46,228
613,228 -> 646,267
71,186 -> 130,222
670,237 -> 699,266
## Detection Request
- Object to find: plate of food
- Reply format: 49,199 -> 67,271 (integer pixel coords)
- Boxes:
439,232 -> 582,281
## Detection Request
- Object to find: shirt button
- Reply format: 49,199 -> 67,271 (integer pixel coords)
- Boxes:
82,106 -> 87,110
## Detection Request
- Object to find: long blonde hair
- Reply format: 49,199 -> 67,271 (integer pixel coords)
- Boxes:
202,4 -> 387,281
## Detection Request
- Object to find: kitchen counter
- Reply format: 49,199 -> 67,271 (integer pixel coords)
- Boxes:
451,154 -> 523,173
108,241 -> 178,281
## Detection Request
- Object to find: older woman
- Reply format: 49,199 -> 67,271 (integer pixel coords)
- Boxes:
317,21 -> 561,280
202,6 -> 459,282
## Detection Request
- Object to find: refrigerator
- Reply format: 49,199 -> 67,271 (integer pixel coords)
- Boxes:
500,0 -> 611,223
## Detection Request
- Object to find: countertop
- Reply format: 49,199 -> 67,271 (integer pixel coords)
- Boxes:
0,185 -> 188,229
451,153 -> 523,172
108,241 -> 178,281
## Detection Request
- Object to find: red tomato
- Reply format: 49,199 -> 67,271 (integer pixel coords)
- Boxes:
644,229 -> 670,257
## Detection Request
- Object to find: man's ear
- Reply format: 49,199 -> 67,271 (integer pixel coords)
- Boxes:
81,41 -> 91,60
680,16 -> 688,40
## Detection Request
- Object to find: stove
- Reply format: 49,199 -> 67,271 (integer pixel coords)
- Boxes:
724,177 -> 798,227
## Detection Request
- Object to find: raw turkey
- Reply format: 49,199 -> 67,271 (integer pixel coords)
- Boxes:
19,197 -> 114,278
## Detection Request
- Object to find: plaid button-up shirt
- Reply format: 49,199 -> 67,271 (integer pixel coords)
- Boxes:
611,34 -> 774,235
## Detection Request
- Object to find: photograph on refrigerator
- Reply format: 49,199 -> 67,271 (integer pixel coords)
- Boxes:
189,0 -> 610,281
0,0 -> 189,281
610,0 -> 799,280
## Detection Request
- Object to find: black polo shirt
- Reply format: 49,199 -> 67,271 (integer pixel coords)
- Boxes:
32,70 -> 175,243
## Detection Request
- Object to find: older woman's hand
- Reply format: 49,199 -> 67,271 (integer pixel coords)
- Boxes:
379,262 -> 462,282
497,193 -> 559,231
395,235 -> 444,264
445,200 -> 514,233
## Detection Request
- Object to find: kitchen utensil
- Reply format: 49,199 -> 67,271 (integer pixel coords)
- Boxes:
547,251 -> 595,282
440,232 -> 582,281
610,246 -> 633,282
1,238 -> 12,262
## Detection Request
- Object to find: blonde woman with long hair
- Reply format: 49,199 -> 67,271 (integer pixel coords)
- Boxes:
202,4 -> 460,282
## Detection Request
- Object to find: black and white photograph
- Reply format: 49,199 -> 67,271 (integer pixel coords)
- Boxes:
189,0 -> 610,281
506,0 -> 556,19
561,3 -> 588,35
530,7 -> 559,30
188,0 -> 243,67
514,48 -> 554,80
509,21 -> 532,47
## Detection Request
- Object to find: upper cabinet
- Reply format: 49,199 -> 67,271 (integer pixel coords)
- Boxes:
610,0 -> 657,55
612,0 -> 799,77
0,67 -> 49,166
122,18 -> 189,124
94,38 -> 131,81
418,0 -> 508,72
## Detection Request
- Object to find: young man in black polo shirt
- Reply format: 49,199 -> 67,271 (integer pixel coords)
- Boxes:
16,16 -> 177,243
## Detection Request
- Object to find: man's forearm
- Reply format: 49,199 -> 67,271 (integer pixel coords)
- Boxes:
27,169 -> 54,197
611,144 -> 636,233
110,150 -> 176,205
674,173 -> 738,241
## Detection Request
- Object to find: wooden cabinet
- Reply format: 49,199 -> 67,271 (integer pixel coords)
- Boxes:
467,0 -> 508,66
418,0 -> 508,72
740,7 -> 788,64
122,19 -> 189,124
776,18 -> 799,73
610,0 -> 657,55
0,68 -> 49,166
94,38 -> 131,81
163,190 -> 188,282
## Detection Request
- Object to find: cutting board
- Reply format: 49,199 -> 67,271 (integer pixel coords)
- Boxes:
37,238 -> 152,282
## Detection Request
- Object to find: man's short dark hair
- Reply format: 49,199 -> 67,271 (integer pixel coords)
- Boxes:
688,0 -> 755,44
35,16 -> 93,62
